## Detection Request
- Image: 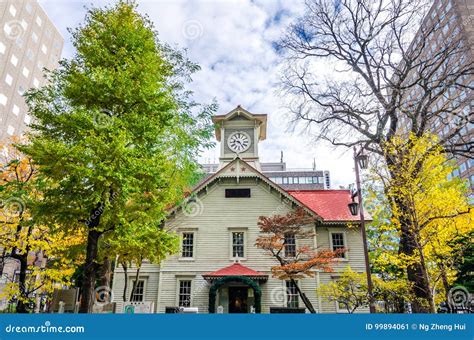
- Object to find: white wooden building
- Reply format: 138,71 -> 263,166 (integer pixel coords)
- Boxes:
111,106 -> 369,313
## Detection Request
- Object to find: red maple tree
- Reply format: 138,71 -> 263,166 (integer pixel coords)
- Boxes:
256,208 -> 344,313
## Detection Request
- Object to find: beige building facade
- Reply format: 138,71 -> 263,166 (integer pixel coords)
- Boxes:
0,0 -> 63,140
0,0 -> 63,310
403,0 -> 474,199
111,107 -> 369,313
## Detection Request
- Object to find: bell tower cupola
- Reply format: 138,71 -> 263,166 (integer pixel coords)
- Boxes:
212,105 -> 267,170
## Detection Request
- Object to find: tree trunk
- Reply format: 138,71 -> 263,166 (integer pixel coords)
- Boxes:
399,223 -> 431,313
416,242 -> 436,313
290,277 -> 316,313
15,253 -> 29,313
129,264 -> 142,301
78,229 -> 101,313
438,261 -> 451,304
0,248 -> 6,277
122,262 -> 128,302
14,224 -> 33,314
386,153 -> 431,313
99,257 -> 112,288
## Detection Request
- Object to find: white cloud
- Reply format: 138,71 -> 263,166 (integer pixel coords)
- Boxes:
39,0 -> 355,189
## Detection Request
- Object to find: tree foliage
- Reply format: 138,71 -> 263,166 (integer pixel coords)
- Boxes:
256,208 -> 342,313
280,0 -> 473,311
0,140 -> 85,312
18,0 -> 214,312
317,266 -> 369,313
318,266 -> 411,313
368,134 -> 473,312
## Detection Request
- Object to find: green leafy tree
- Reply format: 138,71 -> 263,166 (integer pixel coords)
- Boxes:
107,223 -> 179,302
452,231 -> 474,292
317,266 -> 369,313
19,1 -> 214,313
317,266 -> 411,314
364,134 -> 473,312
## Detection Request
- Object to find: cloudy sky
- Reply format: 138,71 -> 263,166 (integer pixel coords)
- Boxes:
39,0 -> 355,188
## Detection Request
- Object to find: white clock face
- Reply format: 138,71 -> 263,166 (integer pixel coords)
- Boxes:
227,131 -> 251,153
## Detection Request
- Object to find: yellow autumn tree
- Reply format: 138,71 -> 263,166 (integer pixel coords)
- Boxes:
0,139 -> 85,313
317,266 -> 412,313
379,133 -> 473,313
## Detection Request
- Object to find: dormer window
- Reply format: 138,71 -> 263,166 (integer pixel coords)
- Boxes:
225,188 -> 251,198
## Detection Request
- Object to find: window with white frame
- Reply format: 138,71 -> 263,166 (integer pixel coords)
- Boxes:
181,232 -> 194,258
36,16 -> 42,27
0,93 -> 7,106
0,41 -> 5,54
9,4 -> 17,17
331,232 -> 346,258
24,114 -> 31,125
10,54 -> 18,67
22,67 -> 30,78
286,281 -> 299,308
12,104 -> 19,115
7,125 -> 15,136
284,233 -> 296,257
5,74 -> 12,86
232,231 -> 244,258
178,280 -> 192,307
130,279 -> 145,302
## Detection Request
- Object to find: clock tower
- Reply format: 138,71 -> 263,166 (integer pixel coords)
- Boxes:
212,105 -> 267,170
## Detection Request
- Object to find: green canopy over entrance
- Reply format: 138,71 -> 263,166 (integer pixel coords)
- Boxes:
207,275 -> 262,313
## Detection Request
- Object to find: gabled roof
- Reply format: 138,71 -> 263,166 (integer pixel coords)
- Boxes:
172,158 -> 368,224
212,105 -> 267,141
287,190 -> 372,223
203,263 -> 268,281
182,157 -> 323,221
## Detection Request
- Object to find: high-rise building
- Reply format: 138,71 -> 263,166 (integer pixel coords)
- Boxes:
202,161 -> 331,190
0,0 -> 63,311
0,0 -> 63,140
399,0 -> 473,199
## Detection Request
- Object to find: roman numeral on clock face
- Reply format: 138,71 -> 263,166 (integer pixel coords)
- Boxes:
228,132 -> 250,152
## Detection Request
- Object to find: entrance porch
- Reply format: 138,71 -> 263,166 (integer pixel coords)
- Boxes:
202,263 -> 268,313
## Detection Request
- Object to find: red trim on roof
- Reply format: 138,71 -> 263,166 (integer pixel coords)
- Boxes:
203,263 -> 268,279
287,190 -> 371,222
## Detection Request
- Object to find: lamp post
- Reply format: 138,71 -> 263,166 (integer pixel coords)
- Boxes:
349,146 -> 376,313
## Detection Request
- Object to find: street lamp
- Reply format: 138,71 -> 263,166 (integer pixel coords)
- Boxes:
350,146 -> 376,313
348,199 -> 359,216
355,153 -> 369,169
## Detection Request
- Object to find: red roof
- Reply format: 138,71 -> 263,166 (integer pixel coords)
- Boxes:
203,263 -> 268,280
287,190 -> 371,222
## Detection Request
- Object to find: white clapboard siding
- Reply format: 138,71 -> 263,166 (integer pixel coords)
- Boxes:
112,266 -> 160,313
111,176 -> 368,313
